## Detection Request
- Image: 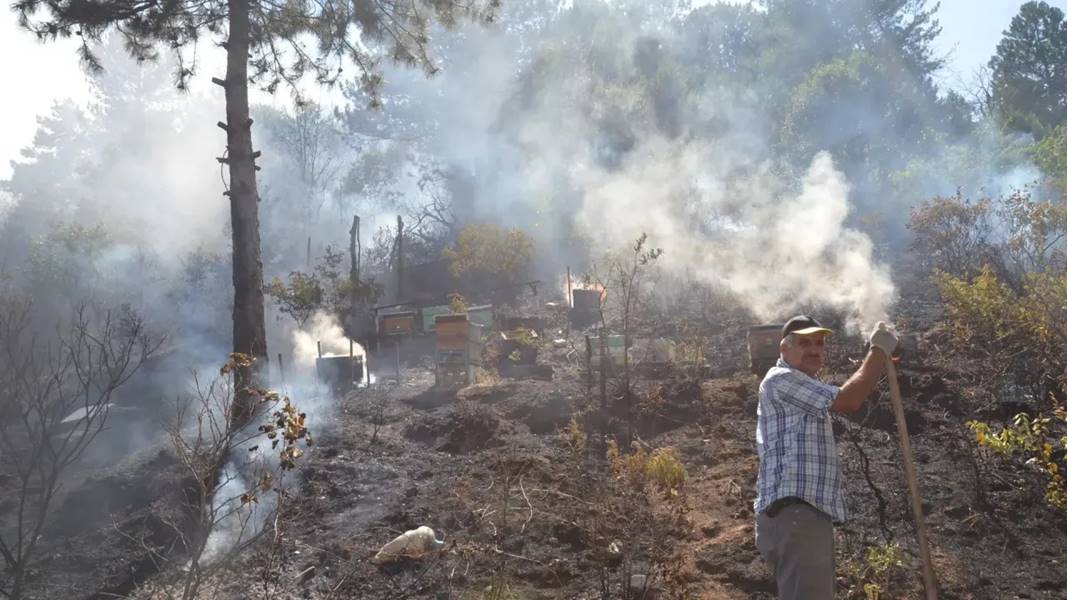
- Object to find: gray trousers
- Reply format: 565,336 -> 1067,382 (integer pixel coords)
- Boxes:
755,502 -> 835,600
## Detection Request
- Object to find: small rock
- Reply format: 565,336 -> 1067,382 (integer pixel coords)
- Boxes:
629,573 -> 661,598
700,521 -> 721,538
630,573 -> 648,590
623,567 -> 657,597
944,504 -> 970,519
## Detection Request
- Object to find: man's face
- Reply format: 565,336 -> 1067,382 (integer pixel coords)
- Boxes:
780,332 -> 827,376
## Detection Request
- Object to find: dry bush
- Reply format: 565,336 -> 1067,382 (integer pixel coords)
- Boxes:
841,542 -> 908,600
0,300 -> 160,599
266,246 -> 382,328
914,189 -> 1067,512
366,384 -> 390,444
133,355 -> 311,600
563,418 -> 588,460
444,223 -> 534,284
598,438 -> 690,599
585,234 -> 663,439
911,189 -> 1067,286
607,440 -> 687,499
912,188 -> 1067,394
908,194 -> 995,279
935,266 -> 1066,392
645,448 -> 687,497
939,265 -> 1067,511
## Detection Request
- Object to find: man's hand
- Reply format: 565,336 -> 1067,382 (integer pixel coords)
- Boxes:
833,323 -> 898,413
868,321 -> 898,356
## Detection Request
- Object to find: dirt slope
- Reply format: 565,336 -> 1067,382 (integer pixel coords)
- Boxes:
17,326 -> 1067,599
245,353 -> 1066,599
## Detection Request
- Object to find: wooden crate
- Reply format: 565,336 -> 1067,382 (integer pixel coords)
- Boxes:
420,305 -> 452,333
433,316 -> 485,388
380,311 -> 416,336
435,314 -> 470,350
747,324 -> 783,376
315,355 -> 364,394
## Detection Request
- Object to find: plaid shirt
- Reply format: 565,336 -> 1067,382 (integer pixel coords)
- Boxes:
754,357 -> 847,522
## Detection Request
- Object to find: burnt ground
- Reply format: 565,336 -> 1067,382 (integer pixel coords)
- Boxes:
213,339 -> 1067,599
9,318 -> 1067,599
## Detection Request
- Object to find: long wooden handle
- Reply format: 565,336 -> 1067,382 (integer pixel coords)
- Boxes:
884,357 -> 938,600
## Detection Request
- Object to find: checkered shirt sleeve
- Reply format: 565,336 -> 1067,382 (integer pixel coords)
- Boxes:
754,358 -> 847,522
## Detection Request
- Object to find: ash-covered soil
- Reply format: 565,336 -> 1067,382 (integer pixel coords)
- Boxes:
13,320 -> 1067,599
233,349 -> 1067,599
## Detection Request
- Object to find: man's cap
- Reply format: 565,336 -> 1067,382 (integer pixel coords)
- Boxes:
781,315 -> 833,339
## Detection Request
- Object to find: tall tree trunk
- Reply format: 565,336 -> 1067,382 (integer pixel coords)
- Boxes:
350,215 -> 360,285
225,0 -> 267,428
12,565 -> 24,600
396,215 -> 404,301
348,215 -> 360,330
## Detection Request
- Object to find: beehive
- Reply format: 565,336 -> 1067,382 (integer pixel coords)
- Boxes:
380,311 -> 416,336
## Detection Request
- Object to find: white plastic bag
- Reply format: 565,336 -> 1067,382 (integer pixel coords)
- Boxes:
371,526 -> 445,564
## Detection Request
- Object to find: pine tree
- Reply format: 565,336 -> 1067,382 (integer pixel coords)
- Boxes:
989,1 -> 1067,136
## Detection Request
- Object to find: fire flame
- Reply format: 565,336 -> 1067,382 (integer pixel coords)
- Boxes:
561,273 -> 606,307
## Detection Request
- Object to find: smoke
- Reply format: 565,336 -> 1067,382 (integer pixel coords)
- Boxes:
0,190 -> 14,227
0,39 -> 314,474
292,310 -> 365,365
0,3 -> 1045,448
374,3 -> 898,329
273,310 -> 364,444
201,459 -> 276,565
337,1 -> 1047,333
571,137 -> 894,328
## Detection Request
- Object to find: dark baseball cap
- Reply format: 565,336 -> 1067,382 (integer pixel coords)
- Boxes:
781,315 -> 833,339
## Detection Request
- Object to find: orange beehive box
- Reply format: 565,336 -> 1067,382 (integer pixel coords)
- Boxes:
381,311 -> 416,335
435,313 -> 469,350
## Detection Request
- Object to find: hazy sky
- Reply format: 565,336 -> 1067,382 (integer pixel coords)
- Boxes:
0,0 -> 1062,179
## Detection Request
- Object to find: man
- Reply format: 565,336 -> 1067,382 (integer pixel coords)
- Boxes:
754,315 -> 898,599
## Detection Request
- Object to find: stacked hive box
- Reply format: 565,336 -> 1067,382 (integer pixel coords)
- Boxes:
435,314 -> 484,388
747,324 -> 783,377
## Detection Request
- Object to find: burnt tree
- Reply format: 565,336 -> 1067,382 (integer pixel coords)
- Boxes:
0,302 -> 159,599
14,0 -> 500,426
223,0 -> 263,427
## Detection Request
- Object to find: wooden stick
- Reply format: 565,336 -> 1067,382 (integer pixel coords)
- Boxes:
884,356 -> 938,600
566,266 -> 573,307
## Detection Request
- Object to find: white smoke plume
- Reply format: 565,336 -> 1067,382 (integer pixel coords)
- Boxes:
351,5 -> 903,331
200,460 -> 275,565
573,140 -> 895,330
291,310 -> 366,367
0,190 -> 14,227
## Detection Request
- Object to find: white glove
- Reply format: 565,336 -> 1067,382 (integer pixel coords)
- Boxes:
868,321 -> 898,356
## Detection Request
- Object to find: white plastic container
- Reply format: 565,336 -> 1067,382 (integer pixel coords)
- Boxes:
371,526 -> 445,564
